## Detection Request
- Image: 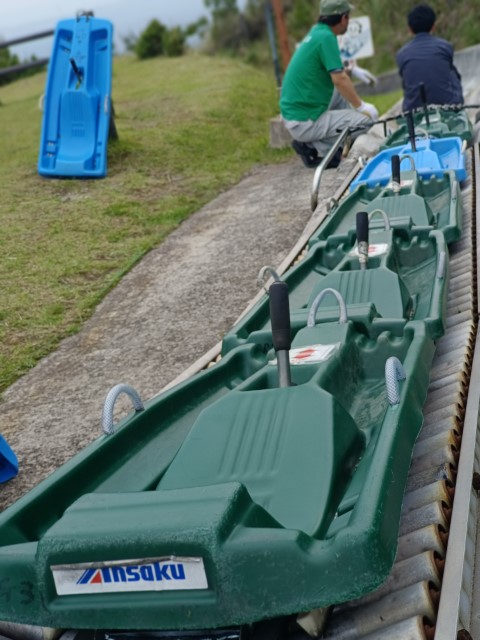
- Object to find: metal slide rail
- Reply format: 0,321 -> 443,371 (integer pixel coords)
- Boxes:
434,143 -> 480,639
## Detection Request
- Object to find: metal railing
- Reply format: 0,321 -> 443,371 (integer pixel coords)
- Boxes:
0,29 -> 53,78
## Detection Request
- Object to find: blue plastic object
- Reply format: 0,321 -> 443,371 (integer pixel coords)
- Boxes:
0,435 -> 18,483
350,136 -> 466,192
38,15 -> 113,178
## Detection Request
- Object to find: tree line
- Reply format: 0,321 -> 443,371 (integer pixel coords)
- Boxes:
2,0 -> 480,84
128,0 -> 480,74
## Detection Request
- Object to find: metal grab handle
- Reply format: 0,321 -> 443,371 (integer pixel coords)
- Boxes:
368,208 -> 391,230
257,265 -> 281,292
308,288 -> 348,327
327,196 -> 339,213
311,127 -> 351,212
414,126 -> 430,140
399,154 -> 416,170
102,384 -> 144,435
385,357 -> 406,405
437,250 -> 447,279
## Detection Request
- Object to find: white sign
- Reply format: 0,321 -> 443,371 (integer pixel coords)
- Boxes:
338,16 -> 374,61
52,556 -> 208,595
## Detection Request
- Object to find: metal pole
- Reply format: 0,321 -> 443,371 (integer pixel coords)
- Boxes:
271,0 -> 291,72
0,30 -> 54,49
264,1 -> 282,88
0,58 -> 49,78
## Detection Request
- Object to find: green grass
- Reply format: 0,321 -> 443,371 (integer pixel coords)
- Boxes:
0,53 -> 292,393
0,53 -> 401,394
369,89 -> 403,116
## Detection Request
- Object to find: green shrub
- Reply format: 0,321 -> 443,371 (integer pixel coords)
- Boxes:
135,19 -> 167,59
164,27 -> 186,57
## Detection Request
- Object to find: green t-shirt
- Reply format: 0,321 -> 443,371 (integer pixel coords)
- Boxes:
280,23 -> 343,121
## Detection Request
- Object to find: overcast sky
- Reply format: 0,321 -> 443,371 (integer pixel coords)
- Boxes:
2,0 -> 241,59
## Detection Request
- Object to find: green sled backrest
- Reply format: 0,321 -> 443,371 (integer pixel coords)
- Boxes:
158,384 -> 364,538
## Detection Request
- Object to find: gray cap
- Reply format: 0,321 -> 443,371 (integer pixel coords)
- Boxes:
319,0 -> 354,15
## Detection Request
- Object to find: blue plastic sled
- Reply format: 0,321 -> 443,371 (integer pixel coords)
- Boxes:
38,15 -> 113,178
350,136 -> 467,192
0,435 -> 18,483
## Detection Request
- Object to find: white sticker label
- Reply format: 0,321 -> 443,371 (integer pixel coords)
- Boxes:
51,557 -> 208,595
270,343 -> 339,365
421,114 -> 441,124
387,179 -> 413,188
349,243 -> 389,257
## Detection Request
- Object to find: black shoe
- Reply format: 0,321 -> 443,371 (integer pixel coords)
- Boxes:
291,140 -> 343,169
326,146 -> 343,169
291,140 -> 322,168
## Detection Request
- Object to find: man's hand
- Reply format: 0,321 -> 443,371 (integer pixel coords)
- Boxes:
330,71 -> 378,120
351,65 -> 378,86
355,100 -> 379,121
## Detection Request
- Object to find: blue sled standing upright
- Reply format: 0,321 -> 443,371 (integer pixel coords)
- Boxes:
38,14 -> 113,179
0,435 -> 18,483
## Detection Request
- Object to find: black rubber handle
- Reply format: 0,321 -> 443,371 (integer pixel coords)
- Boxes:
406,111 -> 416,152
356,211 -> 369,244
70,58 -> 82,83
419,83 -> 430,125
391,154 -> 401,184
269,281 -> 291,352
419,82 -> 427,107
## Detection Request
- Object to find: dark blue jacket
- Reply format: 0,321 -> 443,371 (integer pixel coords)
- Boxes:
396,33 -> 464,111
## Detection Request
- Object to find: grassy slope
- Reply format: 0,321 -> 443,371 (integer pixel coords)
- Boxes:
0,53 -> 290,392
0,53 -> 398,394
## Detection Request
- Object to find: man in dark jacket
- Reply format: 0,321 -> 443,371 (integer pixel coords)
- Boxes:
396,4 -> 464,111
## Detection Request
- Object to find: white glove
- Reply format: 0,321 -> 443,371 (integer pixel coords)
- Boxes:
351,64 -> 378,86
355,100 -> 379,121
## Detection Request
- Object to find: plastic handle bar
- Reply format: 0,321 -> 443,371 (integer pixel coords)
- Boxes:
269,281 -> 291,352
356,211 -> 369,245
419,82 -> 427,107
406,111 -> 417,152
391,155 -> 401,184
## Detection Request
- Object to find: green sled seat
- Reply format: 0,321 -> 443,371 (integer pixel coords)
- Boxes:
222,226 -> 448,355
308,169 -> 462,246
380,108 -> 473,150
54,90 -> 100,175
20,317 -> 434,631
304,227 -> 447,339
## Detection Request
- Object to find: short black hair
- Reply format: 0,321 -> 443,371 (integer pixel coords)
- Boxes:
408,4 -> 436,33
318,12 -> 348,26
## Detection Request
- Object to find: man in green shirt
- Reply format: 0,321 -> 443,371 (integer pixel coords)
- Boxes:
280,0 -> 378,168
